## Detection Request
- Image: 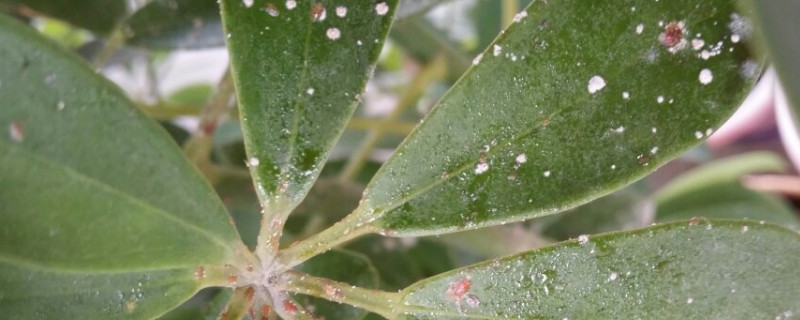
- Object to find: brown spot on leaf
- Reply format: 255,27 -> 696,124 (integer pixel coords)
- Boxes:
311,2 -> 325,21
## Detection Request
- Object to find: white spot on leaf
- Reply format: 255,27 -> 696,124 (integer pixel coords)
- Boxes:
513,11 -> 527,23
474,162 -> 489,175
472,53 -> 483,66
587,75 -> 606,94
326,28 -> 341,40
375,2 -> 389,15
493,45 -> 502,57
336,6 -> 347,17
699,69 -> 713,85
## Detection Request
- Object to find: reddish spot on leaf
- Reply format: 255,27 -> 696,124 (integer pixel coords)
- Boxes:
283,300 -> 298,316
311,2 -> 325,21
194,266 -> 205,280
261,304 -> 271,320
9,121 -> 24,142
202,120 -> 217,136
661,22 -> 684,47
227,275 -> 238,284
245,287 -> 255,301
447,277 -> 471,300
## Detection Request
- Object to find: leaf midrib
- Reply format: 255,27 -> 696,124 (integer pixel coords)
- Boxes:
1,141 -> 235,254
366,10 -> 712,225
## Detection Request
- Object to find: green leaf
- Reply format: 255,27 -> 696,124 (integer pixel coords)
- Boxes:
346,236 -> 455,291
396,221 -> 800,319
0,0 -> 126,34
538,182 -> 652,241
748,0 -> 800,120
657,183 -> 800,228
655,153 -> 800,227
357,0 -> 759,236
0,15 -> 247,319
655,152 -> 787,202
295,249 -> 379,320
125,0 -> 225,49
220,0 -> 398,216
156,288 -> 232,320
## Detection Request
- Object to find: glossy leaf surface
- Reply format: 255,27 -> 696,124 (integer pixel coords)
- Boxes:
359,0 -> 758,236
220,0 -> 398,213
0,15 -> 245,319
397,221 -> 800,319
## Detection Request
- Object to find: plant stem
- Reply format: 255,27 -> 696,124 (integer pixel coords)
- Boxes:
338,54 -> 447,181
183,68 -> 235,180
347,118 -> 417,134
502,0 -> 520,27
216,287 -> 255,320
281,271 -> 400,319
92,25 -> 126,69
276,212 -> 375,269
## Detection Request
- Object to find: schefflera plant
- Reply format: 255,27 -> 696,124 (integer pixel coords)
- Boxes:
2,0 -> 800,320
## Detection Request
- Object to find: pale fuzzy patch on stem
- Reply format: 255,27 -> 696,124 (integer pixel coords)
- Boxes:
281,271 -> 400,319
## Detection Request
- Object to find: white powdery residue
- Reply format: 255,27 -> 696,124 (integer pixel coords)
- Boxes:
694,131 -> 704,139
699,68 -> 713,85
513,10 -> 528,23
493,44 -> 502,57
705,128 -> 714,136
375,2 -> 389,15
691,38 -> 705,51
610,164 -> 616,170
635,24 -> 644,34
306,87 -> 315,95
264,4 -> 279,16
651,127 -> 658,133
515,153 -> 527,164
543,170 -> 551,177
608,272 -> 618,281
622,92 -> 630,100
357,40 -> 363,46
731,34 -> 741,43
335,6 -> 347,17
246,157 -> 260,167
727,13 -> 751,39
650,146 -> 659,154
326,28 -> 341,40
243,0 -> 254,8
472,53 -> 483,66
57,100 -> 65,111
285,0 -> 296,9
578,235 -> 589,244
587,75 -> 606,94
613,126 -> 625,133
474,162 -> 490,175
657,96 -> 665,104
